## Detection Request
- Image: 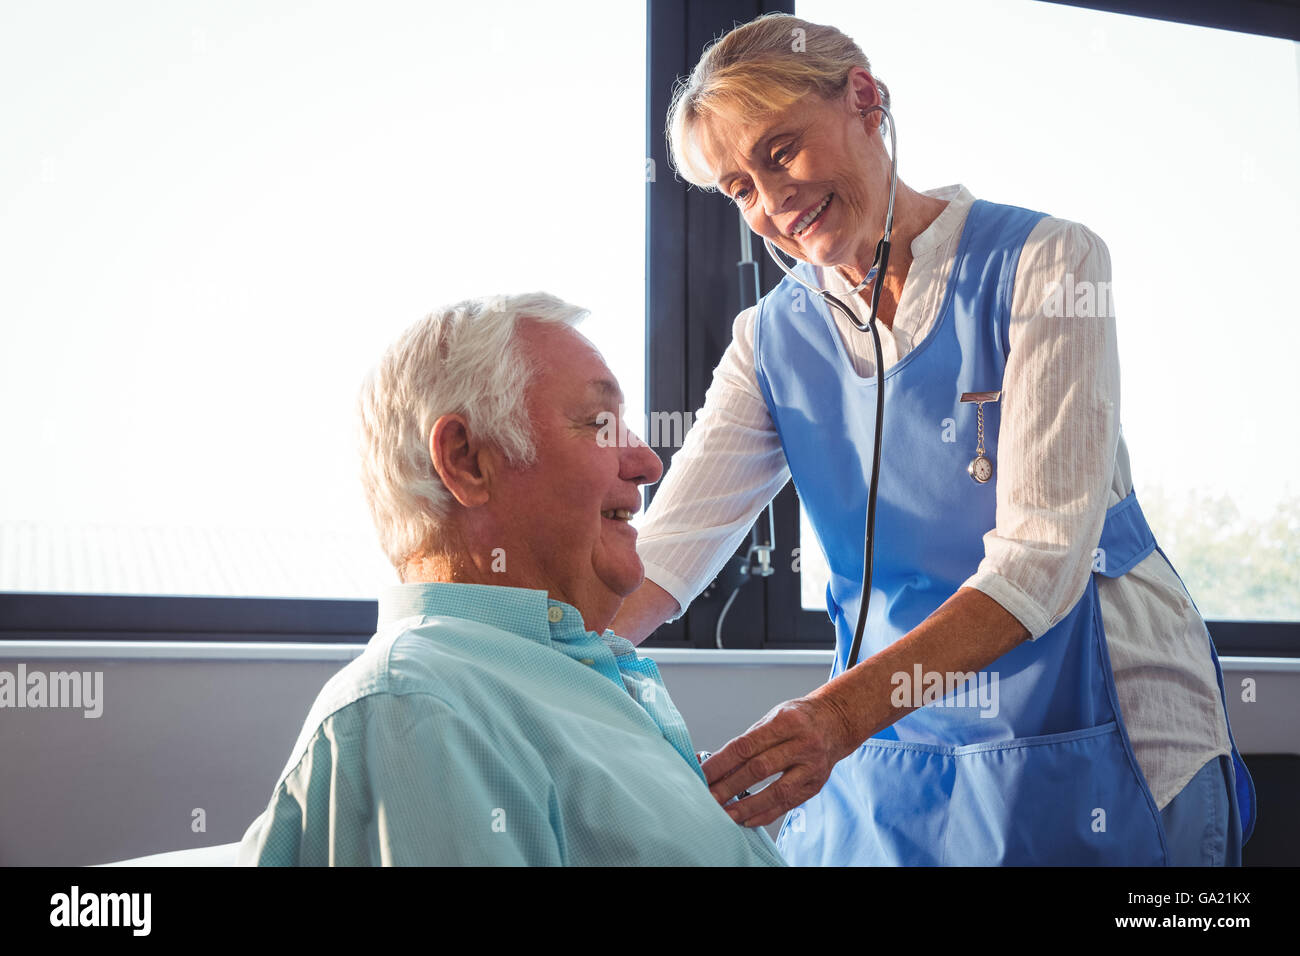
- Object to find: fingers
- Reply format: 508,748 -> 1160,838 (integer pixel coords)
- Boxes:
705,737 -> 807,805
700,698 -> 840,826
724,765 -> 822,828
701,719 -> 792,791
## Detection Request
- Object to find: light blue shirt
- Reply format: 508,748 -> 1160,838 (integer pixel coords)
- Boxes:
237,581 -> 785,866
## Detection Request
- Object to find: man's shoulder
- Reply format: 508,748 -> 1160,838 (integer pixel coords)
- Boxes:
260,613 -> 523,794
314,611 -> 527,717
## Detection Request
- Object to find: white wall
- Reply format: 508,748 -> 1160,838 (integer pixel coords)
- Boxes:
0,643 -> 1290,866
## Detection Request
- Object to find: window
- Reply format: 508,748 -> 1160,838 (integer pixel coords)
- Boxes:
796,0 -> 1300,621
0,1 -> 647,599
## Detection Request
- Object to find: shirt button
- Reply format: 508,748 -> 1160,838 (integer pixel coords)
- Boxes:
579,658 -> 595,667
547,606 -> 563,623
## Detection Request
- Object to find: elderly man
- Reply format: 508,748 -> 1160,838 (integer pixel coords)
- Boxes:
237,292 -> 784,866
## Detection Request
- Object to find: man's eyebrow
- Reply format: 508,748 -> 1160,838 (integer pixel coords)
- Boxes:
584,378 -> 625,407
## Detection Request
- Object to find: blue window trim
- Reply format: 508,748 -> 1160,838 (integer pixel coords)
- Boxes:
0,592 -> 377,644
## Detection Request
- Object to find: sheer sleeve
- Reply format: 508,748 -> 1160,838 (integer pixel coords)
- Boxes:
635,307 -> 790,620
960,218 -> 1122,639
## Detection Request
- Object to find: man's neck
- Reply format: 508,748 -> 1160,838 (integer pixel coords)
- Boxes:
401,551 -> 619,635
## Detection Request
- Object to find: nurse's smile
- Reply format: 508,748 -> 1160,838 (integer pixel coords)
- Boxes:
788,192 -> 834,238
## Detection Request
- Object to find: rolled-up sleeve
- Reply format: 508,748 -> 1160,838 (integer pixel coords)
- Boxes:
960,219 -> 1121,639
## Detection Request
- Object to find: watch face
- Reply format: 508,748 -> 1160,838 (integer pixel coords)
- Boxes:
968,455 -> 993,483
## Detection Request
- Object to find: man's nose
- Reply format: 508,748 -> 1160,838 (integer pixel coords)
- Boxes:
622,430 -> 663,487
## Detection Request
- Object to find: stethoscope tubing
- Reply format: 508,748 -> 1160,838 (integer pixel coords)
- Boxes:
757,103 -> 898,672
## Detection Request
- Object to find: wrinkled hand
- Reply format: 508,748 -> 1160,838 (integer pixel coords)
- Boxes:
701,693 -> 857,828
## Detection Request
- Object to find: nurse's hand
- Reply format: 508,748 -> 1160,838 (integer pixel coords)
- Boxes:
701,693 -> 857,828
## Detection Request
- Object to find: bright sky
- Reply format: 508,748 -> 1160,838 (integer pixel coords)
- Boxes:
1,0 -> 1295,605
800,0 -> 1300,519
0,1 -> 646,591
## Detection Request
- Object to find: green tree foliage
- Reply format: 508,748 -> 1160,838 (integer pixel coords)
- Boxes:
1140,485 -> 1300,621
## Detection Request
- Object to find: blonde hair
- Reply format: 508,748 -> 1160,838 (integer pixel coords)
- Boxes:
667,12 -> 890,188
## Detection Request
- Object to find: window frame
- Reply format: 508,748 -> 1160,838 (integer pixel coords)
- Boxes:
2,0 -> 1296,655
640,0 -> 1300,654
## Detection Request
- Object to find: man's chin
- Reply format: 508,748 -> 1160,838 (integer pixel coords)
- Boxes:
612,566 -> 645,599
599,557 -> 645,600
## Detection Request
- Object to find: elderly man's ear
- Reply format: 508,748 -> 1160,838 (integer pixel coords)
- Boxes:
429,414 -> 497,508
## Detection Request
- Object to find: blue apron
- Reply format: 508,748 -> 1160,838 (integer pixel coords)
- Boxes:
752,199 -> 1255,865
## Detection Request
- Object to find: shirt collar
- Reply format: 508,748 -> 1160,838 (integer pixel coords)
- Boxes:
377,581 -> 606,649
908,183 -> 974,260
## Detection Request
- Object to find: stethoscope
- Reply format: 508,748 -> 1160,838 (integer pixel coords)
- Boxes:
757,103 -> 897,672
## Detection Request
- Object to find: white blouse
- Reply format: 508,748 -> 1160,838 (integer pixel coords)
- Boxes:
636,184 -> 1230,810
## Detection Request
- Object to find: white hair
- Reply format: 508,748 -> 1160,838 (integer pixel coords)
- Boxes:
357,292 -> 588,573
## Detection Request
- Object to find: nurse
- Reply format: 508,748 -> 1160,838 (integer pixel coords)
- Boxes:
610,12 -> 1255,865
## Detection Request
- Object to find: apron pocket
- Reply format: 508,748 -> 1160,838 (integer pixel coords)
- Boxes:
831,722 -> 1166,865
